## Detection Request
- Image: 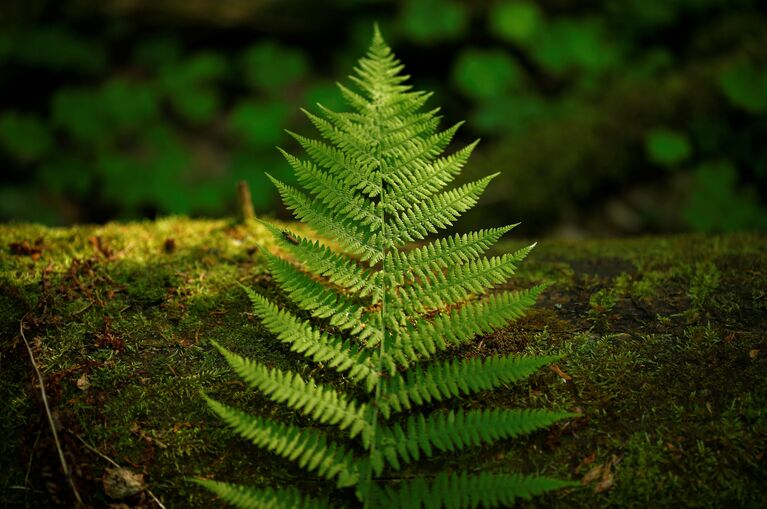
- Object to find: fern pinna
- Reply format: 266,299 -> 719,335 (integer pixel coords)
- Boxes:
197,26 -> 575,508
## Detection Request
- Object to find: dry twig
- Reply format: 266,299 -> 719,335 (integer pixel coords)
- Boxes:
19,317 -> 83,506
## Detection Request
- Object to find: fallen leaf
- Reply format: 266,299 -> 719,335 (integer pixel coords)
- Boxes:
749,349 -> 759,359
594,474 -> 614,493
9,240 -> 44,259
550,364 -> 573,381
76,373 -> 90,391
577,452 -> 597,470
581,464 -> 603,485
102,467 -> 145,499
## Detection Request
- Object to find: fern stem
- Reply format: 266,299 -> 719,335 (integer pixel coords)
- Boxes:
360,22 -> 390,508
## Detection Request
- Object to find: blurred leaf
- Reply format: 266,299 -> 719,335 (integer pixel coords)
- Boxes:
37,156 -> 90,196
133,36 -> 182,70
472,95 -> 548,135
0,27 -> 106,73
606,0 -> 677,32
179,52 -> 228,83
531,19 -> 620,74
159,52 -> 227,124
51,88 -> 109,145
718,62 -> 767,114
627,48 -> 674,79
488,1 -> 543,43
98,152 -> 148,211
398,0 -> 468,43
98,125 -> 193,215
685,160 -> 767,232
0,186 -> 59,224
645,128 -> 692,167
99,78 -> 159,132
169,88 -> 220,124
0,112 -> 53,162
240,42 -> 308,93
229,100 -> 289,147
452,48 -> 522,100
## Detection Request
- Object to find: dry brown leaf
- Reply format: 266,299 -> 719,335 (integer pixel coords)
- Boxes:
76,373 -> 90,391
550,363 -> 573,381
749,349 -> 759,359
581,464 -> 603,485
102,467 -> 145,499
577,452 -> 597,470
594,474 -> 614,493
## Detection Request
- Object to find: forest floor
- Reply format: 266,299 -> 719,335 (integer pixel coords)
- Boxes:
1,218 -> 765,508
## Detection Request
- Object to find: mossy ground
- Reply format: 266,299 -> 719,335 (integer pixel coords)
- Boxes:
1,218 -> 765,508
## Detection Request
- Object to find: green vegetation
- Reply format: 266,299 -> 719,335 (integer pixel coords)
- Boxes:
1,219 -> 765,507
1,1 -> 765,234
195,28 -> 573,507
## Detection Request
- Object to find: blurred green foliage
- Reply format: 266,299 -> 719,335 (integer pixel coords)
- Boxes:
0,0 -> 765,233
645,128 -> 693,168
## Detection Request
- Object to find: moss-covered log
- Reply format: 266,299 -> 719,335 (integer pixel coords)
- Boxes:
1,219 -> 765,507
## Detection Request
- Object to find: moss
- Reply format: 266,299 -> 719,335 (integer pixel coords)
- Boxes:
1,219 -> 765,507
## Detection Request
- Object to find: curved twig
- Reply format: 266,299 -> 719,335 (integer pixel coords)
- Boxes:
19,317 -> 83,506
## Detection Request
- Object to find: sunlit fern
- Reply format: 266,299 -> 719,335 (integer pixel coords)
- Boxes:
196,25 -> 576,508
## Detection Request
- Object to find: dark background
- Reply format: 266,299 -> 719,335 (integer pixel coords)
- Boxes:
1,0 -> 766,237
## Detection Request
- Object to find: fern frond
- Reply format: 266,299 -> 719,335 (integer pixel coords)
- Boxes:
192,480 -> 333,509
386,141 -> 479,212
396,246 -> 536,317
301,108 -> 374,157
268,176 -> 381,262
241,286 -> 379,391
263,222 -> 379,299
384,122 -> 463,180
211,341 -> 370,437
376,354 -> 558,418
199,26 -> 574,509
377,409 -> 573,468
202,395 -> 360,488
392,285 -> 547,365
278,150 -> 381,230
389,225 -> 519,284
386,174 -> 498,246
286,132 -> 381,197
373,472 -> 577,509
265,252 -> 378,338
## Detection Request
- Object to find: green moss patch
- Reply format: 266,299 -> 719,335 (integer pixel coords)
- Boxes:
1,220 -> 765,507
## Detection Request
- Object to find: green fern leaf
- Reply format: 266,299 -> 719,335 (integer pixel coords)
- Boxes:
240,285 -> 379,390
211,341 -> 370,437
393,285 -> 548,365
377,409 -> 574,468
262,223 -> 379,299
373,472 -> 577,509
396,244 -> 536,317
390,225 -> 519,282
197,24 -> 574,509
202,395 -> 361,487
192,480 -> 333,509
377,354 -> 559,417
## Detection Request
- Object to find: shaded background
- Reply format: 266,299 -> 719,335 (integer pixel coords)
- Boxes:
1,0 -> 766,237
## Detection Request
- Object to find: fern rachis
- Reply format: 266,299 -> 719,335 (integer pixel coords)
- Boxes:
196,25 -> 576,508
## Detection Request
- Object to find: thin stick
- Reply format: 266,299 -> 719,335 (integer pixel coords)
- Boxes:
19,318 -> 83,506
70,432 -> 167,509
236,180 -> 256,223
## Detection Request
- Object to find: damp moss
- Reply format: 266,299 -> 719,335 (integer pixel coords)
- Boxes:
0,219 -> 765,507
